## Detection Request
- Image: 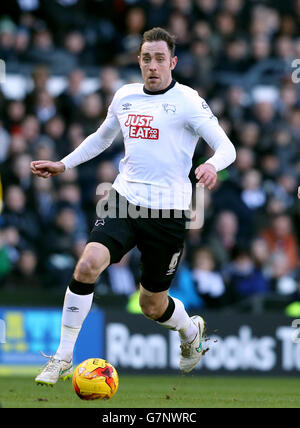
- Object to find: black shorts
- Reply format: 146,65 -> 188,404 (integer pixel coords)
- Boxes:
88,189 -> 188,292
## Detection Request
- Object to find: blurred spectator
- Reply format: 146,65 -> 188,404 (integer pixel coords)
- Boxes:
21,115 -> 40,147
261,214 -> 299,272
231,147 -> 255,183
194,0 -> 218,23
11,152 -> 34,190
44,115 -> 68,158
212,176 -> 255,244
32,175 -> 55,225
225,85 -> 248,123
40,0 -> 86,40
259,151 -> 281,182
27,27 -> 54,64
0,122 -> 10,163
250,237 -> 270,271
63,31 -> 94,68
215,12 -> 237,42
96,161 -> 118,185
31,90 -> 57,124
223,247 -> 270,303
67,122 -> 85,151
168,10 -> 191,50
249,5 -> 280,38
57,69 -> 86,124
240,169 -> 266,211
207,210 -> 239,267
0,229 -> 12,286
27,26 -> 77,73
146,0 -> 171,29
251,101 -> 278,139
25,65 -> 50,113
191,247 -> 226,308
269,252 -> 298,296
287,108 -> 300,140
96,66 -> 121,110
5,248 -> 41,288
1,226 -> 21,267
14,26 -> 30,63
221,0 -> 246,17
5,100 -> 26,133
74,93 -> 104,135
115,6 -> 146,69
274,35 -> 295,64
237,121 -> 260,151
169,11 -> 194,84
273,129 -> 298,172
190,38 -> 214,87
43,205 -> 84,287
248,35 -> 272,68
278,82 -> 299,116
271,173 -> 297,210
55,182 -> 88,236
1,185 -> 40,247
0,17 -> 17,63
172,0 -> 194,19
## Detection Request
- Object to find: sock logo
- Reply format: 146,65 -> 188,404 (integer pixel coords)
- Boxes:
67,306 -> 79,312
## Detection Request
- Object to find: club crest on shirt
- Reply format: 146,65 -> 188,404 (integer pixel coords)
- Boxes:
125,114 -> 159,140
162,103 -> 176,114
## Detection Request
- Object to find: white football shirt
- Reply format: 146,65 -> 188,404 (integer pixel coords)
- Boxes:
61,80 -> 236,209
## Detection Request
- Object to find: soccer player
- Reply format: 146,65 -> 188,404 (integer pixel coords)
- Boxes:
32,27 -> 236,385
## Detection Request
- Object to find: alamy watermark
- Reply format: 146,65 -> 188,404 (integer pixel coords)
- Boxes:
0,319 -> 6,343
291,59 -> 300,83
291,319 -> 300,344
95,182 -> 205,230
0,59 -> 5,83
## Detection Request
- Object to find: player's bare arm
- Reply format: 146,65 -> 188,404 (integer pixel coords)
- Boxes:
30,160 -> 65,178
298,186 -> 300,199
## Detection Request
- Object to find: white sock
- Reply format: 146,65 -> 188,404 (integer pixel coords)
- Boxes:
55,287 -> 94,362
157,297 -> 197,343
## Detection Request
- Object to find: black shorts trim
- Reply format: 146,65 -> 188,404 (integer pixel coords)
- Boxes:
140,279 -> 173,293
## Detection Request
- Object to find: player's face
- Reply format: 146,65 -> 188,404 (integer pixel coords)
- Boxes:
138,41 -> 178,92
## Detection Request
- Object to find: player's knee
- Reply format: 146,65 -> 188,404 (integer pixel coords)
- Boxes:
140,295 -> 167,320
74,258 -> 100,283
140,302 -> 162,320
139,281 -> 169,319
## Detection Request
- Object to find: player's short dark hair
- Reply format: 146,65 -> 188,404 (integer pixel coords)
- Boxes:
139,27 -> 176,57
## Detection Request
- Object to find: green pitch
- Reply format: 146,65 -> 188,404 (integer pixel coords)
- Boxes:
1,375 -> 300,408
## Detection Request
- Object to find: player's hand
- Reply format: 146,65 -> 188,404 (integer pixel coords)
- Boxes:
195,163 -> 217,190
298,186 -> 300,199
30,160 -> 65,178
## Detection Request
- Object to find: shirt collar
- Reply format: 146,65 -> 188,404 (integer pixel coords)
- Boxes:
143,79 -> 176,95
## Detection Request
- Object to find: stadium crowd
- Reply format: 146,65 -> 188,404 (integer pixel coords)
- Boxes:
1,0 -> 300,312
